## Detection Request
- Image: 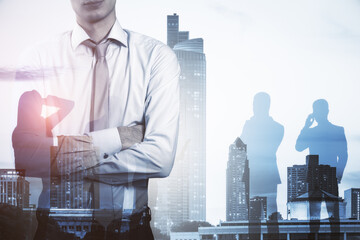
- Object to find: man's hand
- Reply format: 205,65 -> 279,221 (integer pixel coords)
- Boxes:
118,124 -> 145,150
53,135 -> 99,175
304,114 -> 314,129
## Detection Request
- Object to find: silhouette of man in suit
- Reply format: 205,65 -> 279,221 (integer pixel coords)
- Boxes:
296,99 -> 348,184
241,92 -> 284,240
241,92 -> 284,217
296,99 -> 348,239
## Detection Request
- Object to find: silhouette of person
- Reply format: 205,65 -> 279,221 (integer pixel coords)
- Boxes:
296,99 -> 348,240
241,92 -> 284,240
13,90 -> 74,180
241,92 -> 284,217
296,99 -> 348,183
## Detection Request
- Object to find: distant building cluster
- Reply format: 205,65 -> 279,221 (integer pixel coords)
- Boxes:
225,138 -> 359,223
205,146 -> 360,239
0,169 -> 29,208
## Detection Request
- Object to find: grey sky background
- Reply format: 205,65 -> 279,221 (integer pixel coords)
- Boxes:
0,0 -> 360,224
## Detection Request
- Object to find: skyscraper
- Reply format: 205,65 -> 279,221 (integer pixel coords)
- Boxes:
153,14 -> 206,233
226,138 -> 249,221
344,188 -> 360,220
174,37 -> 206,222
0,169 -> 29,208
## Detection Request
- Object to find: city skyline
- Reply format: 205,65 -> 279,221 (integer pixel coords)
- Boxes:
0,0 -> 360,225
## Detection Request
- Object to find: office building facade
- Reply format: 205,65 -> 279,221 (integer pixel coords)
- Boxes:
287,165 -> 308,202
345,188 -> 360,220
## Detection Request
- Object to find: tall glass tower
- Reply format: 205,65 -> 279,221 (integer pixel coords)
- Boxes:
226,138 -> 249,221
174,38 -> 206,222
153,14 -> 206,233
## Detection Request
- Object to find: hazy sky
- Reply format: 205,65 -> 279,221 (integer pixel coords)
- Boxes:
0,0 -> 360,225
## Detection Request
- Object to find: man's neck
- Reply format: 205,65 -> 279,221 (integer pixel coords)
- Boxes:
253,113 -> 270,119
77,12 -> 116,43
317,119 -> 330,126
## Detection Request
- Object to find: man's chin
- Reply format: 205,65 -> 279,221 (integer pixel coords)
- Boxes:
80,9 -> 115,24
82,13 -> 107,24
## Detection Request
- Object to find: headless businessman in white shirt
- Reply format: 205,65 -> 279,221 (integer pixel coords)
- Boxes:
12,0 -> 180,239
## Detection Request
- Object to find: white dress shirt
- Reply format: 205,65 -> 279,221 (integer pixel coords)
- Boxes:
15,20 -> 180,211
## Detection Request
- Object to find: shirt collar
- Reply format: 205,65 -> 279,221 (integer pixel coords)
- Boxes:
71,20 -> 128,50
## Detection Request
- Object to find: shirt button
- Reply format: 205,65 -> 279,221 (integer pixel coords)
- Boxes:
103,153 -> 109,159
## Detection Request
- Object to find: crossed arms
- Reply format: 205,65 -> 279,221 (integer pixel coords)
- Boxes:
12,45 -> 180,185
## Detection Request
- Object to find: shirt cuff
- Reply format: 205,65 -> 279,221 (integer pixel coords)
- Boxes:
87,128 -> 122,160
53,136 -> 58,146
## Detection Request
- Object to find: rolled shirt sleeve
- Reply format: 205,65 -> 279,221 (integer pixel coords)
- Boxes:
86,128 -> 122,160
90,45 -> 180,185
